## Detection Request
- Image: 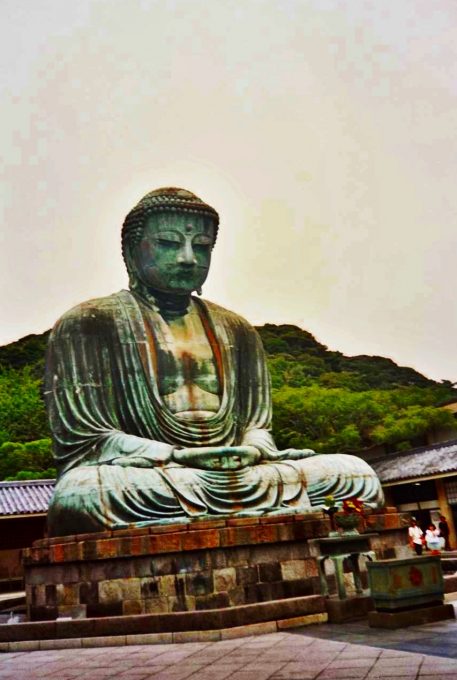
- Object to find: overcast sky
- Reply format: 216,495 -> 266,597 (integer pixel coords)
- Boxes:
1,1 -> 457,382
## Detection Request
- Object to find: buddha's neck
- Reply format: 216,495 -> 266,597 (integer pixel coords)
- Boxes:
131,282 -> 192,318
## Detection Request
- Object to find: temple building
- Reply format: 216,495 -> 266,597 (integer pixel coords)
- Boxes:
0,479 -> 53,586
371,438 -> 457,547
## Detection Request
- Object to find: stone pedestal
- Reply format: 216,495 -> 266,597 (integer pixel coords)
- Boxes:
22,509 -> 411,626
23,514 -> 327,621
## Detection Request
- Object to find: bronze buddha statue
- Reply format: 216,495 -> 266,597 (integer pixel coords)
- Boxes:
45,187 -> 383,535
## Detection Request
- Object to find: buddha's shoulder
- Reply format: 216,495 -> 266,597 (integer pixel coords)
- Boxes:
200,298 -> 257,333
52,291 -> 129,330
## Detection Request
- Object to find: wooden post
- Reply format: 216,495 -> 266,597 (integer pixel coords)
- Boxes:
435,478 -> 456,549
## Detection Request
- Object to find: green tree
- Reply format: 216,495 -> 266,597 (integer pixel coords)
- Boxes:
0,439 -> 55,481
0,367 -> 49,444
271,385 -> 456,454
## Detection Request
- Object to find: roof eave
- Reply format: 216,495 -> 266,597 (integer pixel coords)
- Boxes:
381,470 -> 457,487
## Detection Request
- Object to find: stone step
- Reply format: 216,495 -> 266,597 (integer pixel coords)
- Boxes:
440,557 -> 457,572
444,573 -> 457,592
0,593 -> 326,644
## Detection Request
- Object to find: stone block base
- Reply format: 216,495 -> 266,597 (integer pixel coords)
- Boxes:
325,594 -> 374,623
23,511 -> 409,623
368,603 -> 455,629
24,514 -> 328,621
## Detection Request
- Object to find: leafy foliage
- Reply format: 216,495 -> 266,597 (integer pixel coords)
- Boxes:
0,367 -> 49,444
257,324 -> 451,390
0,440 -> 55,481
257,324 -> 457,454
0,332 -> 49,376
271,384 -> 455,453
0,332 -> 52,480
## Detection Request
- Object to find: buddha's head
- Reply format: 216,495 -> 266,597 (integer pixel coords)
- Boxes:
122,187 -> 219,296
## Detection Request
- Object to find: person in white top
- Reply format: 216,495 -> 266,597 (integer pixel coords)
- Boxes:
408,518 -> 424,555
425,523 -> 444,552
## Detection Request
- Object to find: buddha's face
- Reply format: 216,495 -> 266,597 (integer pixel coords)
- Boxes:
133,212 -> 215,295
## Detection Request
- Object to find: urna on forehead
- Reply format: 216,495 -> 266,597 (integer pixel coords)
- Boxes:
122,187 -> 220,250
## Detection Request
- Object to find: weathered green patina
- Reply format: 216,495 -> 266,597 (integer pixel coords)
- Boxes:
45,188 -> 384,536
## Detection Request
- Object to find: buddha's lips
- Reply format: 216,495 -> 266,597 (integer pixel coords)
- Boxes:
159,271 -> 205,284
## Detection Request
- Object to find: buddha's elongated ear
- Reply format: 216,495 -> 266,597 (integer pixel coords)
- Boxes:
124,240 -> 143,290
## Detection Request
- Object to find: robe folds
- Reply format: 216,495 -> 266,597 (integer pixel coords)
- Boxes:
45,290 -> 383,536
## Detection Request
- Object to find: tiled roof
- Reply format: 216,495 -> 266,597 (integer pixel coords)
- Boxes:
371,438 -> 457,485
0,479 -> 55,516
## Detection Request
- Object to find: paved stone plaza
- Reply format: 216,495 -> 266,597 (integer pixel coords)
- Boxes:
1,624 -> 457,680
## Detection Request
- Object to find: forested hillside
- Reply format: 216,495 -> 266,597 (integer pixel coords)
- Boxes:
0,325 -> 455,480
257,324 -> 456,454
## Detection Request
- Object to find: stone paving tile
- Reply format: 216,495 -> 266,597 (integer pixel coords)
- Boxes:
130,651 -> 184,661
239,661 -> 285,672
393,644 -> 457,659
419,668 -> 457,676
116,670 -> 167,680
113,674 -> 153,680
373,656 -> 421,665
191,652 -> 234,662
218,654 -> 266,664
208,661 -> 247,670
188,672 -> 233,680
368,667 -> 421,678
147,670 -> 200,680
75,671 -> 118,679
225,673 -> 276,680
242,633 -> 287,641
419,677 -> 457,680
327,657 -> 376,669
156,662 -> 208,673
3,629 -> 457,679
270,673 -> 322,680
292,655 -> 340,666
258,650 -> 307,661
45,673 -> 89,679
317,669 -> 371,679
336,649 -> 381,659
367,668 -> 421,677
420,660 -> 457,670
378,650 -> 423,658
367,676 -> 418,680
272,662 -> 340,679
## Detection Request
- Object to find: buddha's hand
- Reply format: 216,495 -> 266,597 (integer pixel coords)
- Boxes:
262,447 -> 318,462
112,448 -> 174,468
172,445 -> 261,471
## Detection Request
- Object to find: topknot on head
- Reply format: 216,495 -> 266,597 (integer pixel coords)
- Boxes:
124,186 -> 219,227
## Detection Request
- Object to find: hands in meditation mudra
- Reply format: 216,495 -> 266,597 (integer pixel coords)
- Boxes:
45,188 -> 383,535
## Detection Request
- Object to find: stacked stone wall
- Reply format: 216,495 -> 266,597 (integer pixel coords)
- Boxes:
23,510 -> 410,621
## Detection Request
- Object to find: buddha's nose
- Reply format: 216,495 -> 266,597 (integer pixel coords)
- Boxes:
177,240 -> 197,266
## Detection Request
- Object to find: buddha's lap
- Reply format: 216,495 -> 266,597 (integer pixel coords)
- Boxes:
50,453 -> 379,501
47,454 -> 382,535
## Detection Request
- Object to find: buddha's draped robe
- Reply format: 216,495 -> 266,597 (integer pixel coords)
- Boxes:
45,291 -> 383,536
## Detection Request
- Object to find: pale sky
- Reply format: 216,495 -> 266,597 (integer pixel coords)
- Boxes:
1,0 -> 457,382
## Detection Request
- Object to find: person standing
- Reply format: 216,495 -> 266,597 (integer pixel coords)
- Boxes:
438,515 -> 451,551
425,524 -> 441,552
408,518 -> 424,555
